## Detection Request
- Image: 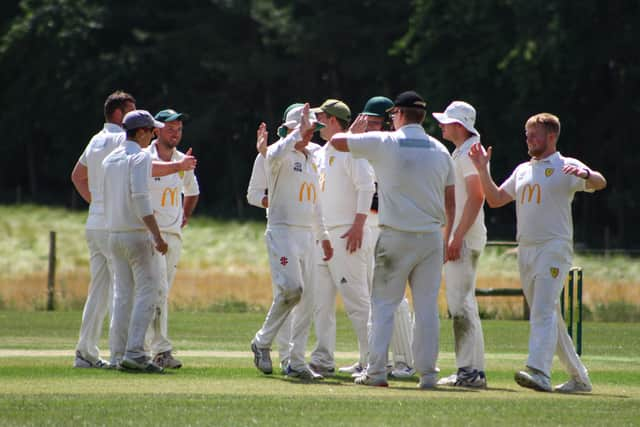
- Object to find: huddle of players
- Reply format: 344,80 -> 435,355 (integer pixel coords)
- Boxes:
71,91 -> 199,373
248,91 -> 607,393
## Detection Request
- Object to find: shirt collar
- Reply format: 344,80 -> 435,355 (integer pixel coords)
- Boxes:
530,151 -> 560,164
452,135 -> 479,157
104,122 -> 124,133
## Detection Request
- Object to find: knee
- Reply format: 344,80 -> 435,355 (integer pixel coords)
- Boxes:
278,286 -> 302,306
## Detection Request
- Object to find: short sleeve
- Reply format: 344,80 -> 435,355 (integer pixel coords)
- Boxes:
501,167 -> 519,199
348,132 -> 385,164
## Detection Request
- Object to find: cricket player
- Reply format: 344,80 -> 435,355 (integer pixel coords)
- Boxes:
358,96 -> 416,379
71,91 -> 135,368
468,112 -> 606,392
433,101 -> 488,388
145,109 -> 200,369
306,99 -> 374,377
246,103 -> 303,372
251,103 -> 333,381
103,110 -> 168,373
330,91 -> 455,388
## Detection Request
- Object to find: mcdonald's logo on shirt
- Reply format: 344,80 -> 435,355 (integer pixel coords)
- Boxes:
520,184 -> 541,205
161,187 -> 179,207
299,182 -> 317,203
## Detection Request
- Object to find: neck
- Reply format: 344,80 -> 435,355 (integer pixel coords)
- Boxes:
532,149 -> 556,161
155,140 -> 174,161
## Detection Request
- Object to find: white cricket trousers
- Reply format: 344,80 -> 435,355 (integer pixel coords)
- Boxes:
367,224 -> 413,367
367,227 -> 442,378
108,231 -> 163,364
519,239 -> 589,382
253,226 -> 316,371
311,225 -> 371,368
75,229 -> 113,363
443,243 -> 485,371
146,232 -> 181,355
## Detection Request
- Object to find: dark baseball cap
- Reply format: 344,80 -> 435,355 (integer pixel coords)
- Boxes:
155,109 -> 188,122
388,91 -> 427,111
123,110 -> 165,130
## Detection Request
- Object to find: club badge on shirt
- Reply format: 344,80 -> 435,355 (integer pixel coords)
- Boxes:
293,162 -> 302,172
545,168 -> 554,177
550,267 -> 559,278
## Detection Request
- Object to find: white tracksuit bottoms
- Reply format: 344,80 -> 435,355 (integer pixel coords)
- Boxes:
108,231 -> 163,364
368,225 -> 413,367
75,229 -> 113,363
146,232 -> 181,355
443,243 -> 485,371
311,225 -> 370,368
253,226 -> 316,371
518,239 -> 589,382
367,228 -> 442,378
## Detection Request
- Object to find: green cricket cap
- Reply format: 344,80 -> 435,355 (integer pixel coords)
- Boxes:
311,99 -> 351,122
155,109 -> 188,122
361,96 -> 394,117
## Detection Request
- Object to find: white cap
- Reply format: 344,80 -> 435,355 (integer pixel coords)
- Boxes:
282,105 -> 326,131
432,101 -> 479,135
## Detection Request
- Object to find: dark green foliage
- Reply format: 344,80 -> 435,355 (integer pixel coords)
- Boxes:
0,0 -> 638,247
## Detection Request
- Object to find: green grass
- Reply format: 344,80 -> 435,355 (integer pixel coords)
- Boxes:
0,310 -> 639,426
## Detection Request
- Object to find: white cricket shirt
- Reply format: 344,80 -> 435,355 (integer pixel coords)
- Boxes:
147,141 -> 200,236
501,152 -> 592,246
265,129 -> 328,240
451,136 -> 487,250
78,123 -> 126,230
348,124 -> 455,233
317,143 -> 375,228
247,153 -> 268,214
103,140 -> 153,232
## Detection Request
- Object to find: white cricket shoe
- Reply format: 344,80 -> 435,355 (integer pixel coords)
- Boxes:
418,373 -> 438,389
285,365 -> 324,381
554,377 -> 592,393
251,341 -> 273,374
73,351 -> 111,369
390,363 -> 416,378
354,373 -> 388,387
514,368 -> 552,392
338,362 -> 364,378
437,373 -> 458,386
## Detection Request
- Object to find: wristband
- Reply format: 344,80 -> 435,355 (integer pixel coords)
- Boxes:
582,168 -> 591,180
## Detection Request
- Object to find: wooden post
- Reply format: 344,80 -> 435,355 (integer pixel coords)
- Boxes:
47,231 -> 56,311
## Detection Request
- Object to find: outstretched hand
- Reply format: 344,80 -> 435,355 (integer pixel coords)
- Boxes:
562,163 -> 590,179
348,114 -> 368,134
256,122 -> 268,156
468,142 -> 491,172
178,148 -> 197,171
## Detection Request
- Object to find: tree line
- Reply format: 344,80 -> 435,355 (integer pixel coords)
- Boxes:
0,0 -> 638,248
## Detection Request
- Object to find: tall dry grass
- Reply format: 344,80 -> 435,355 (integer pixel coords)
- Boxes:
0,204 -> 638,316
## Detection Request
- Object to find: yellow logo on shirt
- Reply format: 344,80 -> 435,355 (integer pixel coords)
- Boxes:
319,173 -> 326,192
550,267 -> 559,278
520,184 -> 541,204
299,182 -> 317,203
178,171 -> 185,179
545,168 -> 554,177
161,187 -> 179,207
329,156 -> 335,166
311,163 -> 318,173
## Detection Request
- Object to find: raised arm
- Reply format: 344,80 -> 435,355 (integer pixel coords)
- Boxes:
468,142 -> 513,208
562,164 -> 607,191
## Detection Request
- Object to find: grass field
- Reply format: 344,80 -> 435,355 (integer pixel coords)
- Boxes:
1,205 -> 639,320
0,310 -> 639,426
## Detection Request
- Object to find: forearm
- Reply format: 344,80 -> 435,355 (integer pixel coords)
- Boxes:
71,162 -> 91,203
443,186 -> 455,244
151,161 -> 184,177
453,196 -> 483,241
585,170 -> 607,191
330,135 -> 350,152
477,168 -> 509,208
183,195 -> 199,220
142,214 -> 162,241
